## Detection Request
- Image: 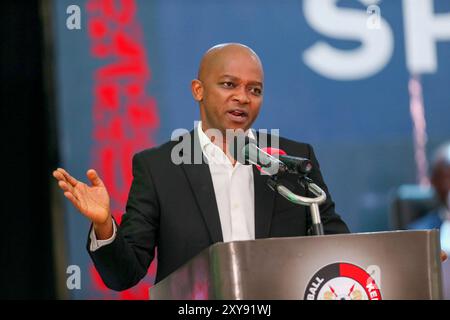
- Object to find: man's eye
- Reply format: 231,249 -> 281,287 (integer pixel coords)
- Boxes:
221,82 -> 235,88
250,87 -> 262,96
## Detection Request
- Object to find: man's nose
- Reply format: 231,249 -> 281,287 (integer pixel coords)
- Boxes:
232,86 -> 250,104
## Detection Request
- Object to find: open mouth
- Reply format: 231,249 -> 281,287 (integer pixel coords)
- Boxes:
227,109 -> 248,123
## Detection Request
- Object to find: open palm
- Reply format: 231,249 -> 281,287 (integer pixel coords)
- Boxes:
53,168 -> 110,225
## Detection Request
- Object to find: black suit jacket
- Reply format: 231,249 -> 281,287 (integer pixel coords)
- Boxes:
88,130 -> 349,291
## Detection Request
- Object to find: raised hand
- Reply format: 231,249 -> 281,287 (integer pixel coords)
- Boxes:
53,168 -> 113,238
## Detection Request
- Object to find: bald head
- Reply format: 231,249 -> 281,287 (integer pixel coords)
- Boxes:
191,43 -> 264,135
197,43 -> 263,81
432,143 -> 450,168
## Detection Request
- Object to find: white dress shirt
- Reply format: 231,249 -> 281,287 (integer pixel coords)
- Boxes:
90,122 -> 256,251
89,217 -> 117,251
197,122 -> 255,242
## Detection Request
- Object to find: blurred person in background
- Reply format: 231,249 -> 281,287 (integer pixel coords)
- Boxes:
408,142 -> 450,254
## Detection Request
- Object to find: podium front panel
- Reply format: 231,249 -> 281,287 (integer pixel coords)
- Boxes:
150,230 -> 442,300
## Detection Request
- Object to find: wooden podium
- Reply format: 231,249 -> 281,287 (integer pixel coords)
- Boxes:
150,230 -> 443,300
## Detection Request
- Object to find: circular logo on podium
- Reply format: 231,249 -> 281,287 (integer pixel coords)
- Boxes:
304,262 -> 382,300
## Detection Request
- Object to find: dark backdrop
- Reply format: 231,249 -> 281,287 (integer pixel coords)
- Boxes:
0,0 -> 56,299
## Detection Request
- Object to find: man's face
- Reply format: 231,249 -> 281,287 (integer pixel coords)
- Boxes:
192,48 -> 264,135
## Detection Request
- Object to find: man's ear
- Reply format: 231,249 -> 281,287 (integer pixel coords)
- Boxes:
191,79 -> 203,101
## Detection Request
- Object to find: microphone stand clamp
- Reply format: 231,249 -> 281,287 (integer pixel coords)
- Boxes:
267,174 -> 327,236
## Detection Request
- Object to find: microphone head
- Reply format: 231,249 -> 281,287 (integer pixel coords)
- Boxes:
263,147 -> 313,174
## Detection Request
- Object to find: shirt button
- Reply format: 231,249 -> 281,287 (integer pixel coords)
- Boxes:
232,203 -> 239,210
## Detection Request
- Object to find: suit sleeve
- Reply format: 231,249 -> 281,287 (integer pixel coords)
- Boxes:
87,152 -> 160,291
307,144 -> 350,234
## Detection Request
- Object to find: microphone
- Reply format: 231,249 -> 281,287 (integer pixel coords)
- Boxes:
230,135 -> 283,175
231,135 -> 313,175
274,152 -> 313,175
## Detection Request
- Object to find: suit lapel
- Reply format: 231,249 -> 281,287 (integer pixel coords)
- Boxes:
253,131 -> 275,238
253,165 -> 275,239
180,130 -> 223,243
179,129 -> 275,242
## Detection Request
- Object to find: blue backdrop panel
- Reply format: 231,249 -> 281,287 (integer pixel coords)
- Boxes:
53,0 -> 450,299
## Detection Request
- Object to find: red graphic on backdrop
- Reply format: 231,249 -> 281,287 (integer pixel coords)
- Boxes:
87,0 -> 159,299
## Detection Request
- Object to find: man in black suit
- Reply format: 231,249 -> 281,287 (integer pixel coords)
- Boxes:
53,43 -> 349,291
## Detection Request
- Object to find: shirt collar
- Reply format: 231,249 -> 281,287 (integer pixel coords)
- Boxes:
196,121 -> 256,164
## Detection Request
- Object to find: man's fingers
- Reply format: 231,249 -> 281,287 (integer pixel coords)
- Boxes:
57,168 -> 79,187
58,180 -> 79,200
58,180 -> 74,194
53,170 -> 67,183
64,192 -> 83,212
87,169 -> 104,187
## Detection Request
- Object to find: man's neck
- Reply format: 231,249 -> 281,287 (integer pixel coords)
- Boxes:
201,123 -> 239,166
